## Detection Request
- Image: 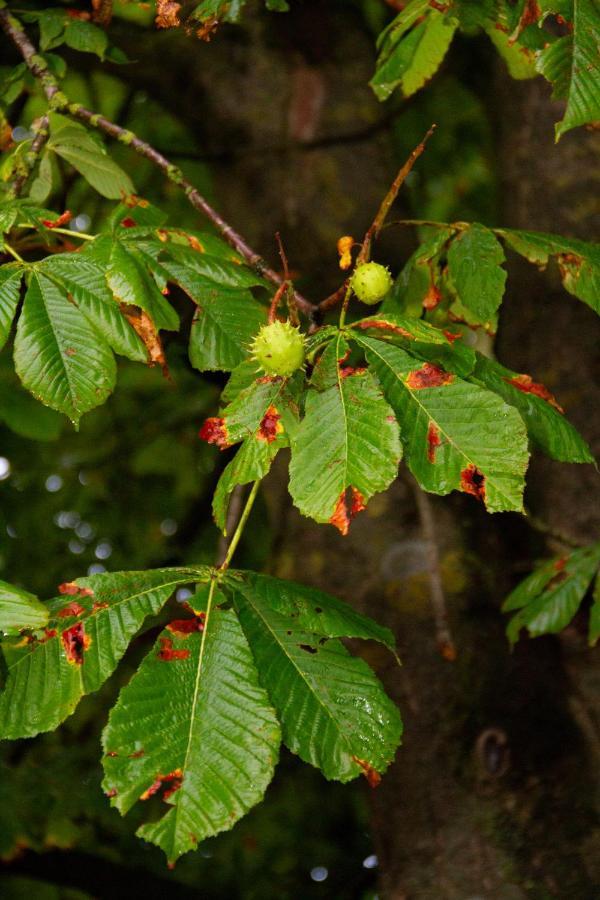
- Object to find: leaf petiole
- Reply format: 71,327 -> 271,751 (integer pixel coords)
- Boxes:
218,480 -> 261,572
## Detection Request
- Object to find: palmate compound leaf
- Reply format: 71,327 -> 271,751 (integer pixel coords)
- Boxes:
226,572 -> 402,783
503,543 -> 600,644
288,334 -> 402,534
0,581 -> 48,636
0,568 -> 206,739
355,335 -> 529,512
102,593 -> 281,864
469,353 -> 594,464
13,272 -> 116,425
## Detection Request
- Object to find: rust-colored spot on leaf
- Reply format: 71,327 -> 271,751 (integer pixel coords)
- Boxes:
547,570 -> 568,591
258,405 -> 283,443
443,330 -> 461,343
192,17 -> 219,41
157,637 -> 190,661
166,615 -> 205,637
121,217 -> 137,228
106,751 -> 118,758
141,769 -> 183,801
40,628 -> 57,643
553,557 -> 567,572
41,210 -> 72,229
427,422 -> 442,463
62,622 -> 91,665
356,319 -> 414,340
352,756 -> 382,788
340,366 -> 367,379
155,0 -> 181,28
198,416 -> 229,449
460,464 -> 486,502
59,582 -> 94,597
422,283 -> 442,311
504,374 -> 564,414
406,363 -> 454,389
57,601 -> 85,619
509,0 -> 541,42
129,749 -> 145,759
92,601 -> 109,613
329,486 -> 366,535
105,787 -> 118,798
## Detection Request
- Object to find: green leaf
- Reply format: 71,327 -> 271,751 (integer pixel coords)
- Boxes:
447,223 -> 507,330
382,227 -> 454,318
544,0 -> 600,138
103,240 -> 179,332
497,228 -> 600,315
353,312 -> 451,346
102,601 -> 280,863
39,254 -> 147,362
227,571 -> 397,651
0,581 -> 48,636
229,576 -> 402,782
164,263 -> 267,372
469,353 -> 593,463
28,151 -> 54,204
13,272 -> 116,424
503,543 -> 600,643
49,119 -> 133,199
371,9 -> 457,101
0,568 -> 206,739
486,23 -> 538,79
358,336 -> 529,512
164,244 -> 267,290
64,20 -> 109,59
288,337 -> 402,532
0,265 -> 23,352
213,440 -> 276,534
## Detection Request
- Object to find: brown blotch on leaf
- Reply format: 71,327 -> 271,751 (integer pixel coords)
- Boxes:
166,616 -> 205,637
426,422 -> 442,463
59,582 -> 94,598
155,0 -> 181,29
57,601 -> 86,619
509,0 -> 541,42
443,330 -> 461,343
106,751 -> 118,758
460,464 -> 486,502
105,787 -> 118,798
62,622 -> 91,665
339,366 -> 367,379
140,769 -> 183,802
504,374 -> 564,413
198,416 -> 230,449
356,319 -> 414,340
329,486 -> 366,536
121,217 -> 137,228
120,305 -> 169,377
352,756 -> 382,788
92,601 -> 109,613
422,283 -> 442,311
258,405 -> 283,443
298,643 -> 318,654
129,749 -> 145,759
157,637 -> 190,661
406,363 -> 454,390
41,210 -> 72,229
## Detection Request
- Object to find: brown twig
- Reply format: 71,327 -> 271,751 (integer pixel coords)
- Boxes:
357,124 -> 437,265
410,476 -> 456,661
10,114 -> 49,197
0,7 -> 316,319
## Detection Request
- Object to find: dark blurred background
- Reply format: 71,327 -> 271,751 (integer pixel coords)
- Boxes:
1,1 -> 599,897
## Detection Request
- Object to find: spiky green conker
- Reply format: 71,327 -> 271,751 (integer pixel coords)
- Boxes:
350,261 -> 393,305
250,320 -> 305,376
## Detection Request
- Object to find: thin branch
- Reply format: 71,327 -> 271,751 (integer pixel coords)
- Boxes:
410,476 -> 456,662
0,7 -> 316,319
11,114 -> 49,198
357,124 -> 437,265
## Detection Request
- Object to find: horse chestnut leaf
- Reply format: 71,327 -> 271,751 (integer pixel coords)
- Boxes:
350,261 -> 393,305
250,320 -> 305,376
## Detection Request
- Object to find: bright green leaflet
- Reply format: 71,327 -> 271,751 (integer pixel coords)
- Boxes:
103,602 -> 281,863
0,581 -> 48,636
358,336 -> 529,513
447,223 -> 507,330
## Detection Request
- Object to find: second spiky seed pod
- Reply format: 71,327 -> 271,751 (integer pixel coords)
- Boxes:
350,261 -> 393,305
